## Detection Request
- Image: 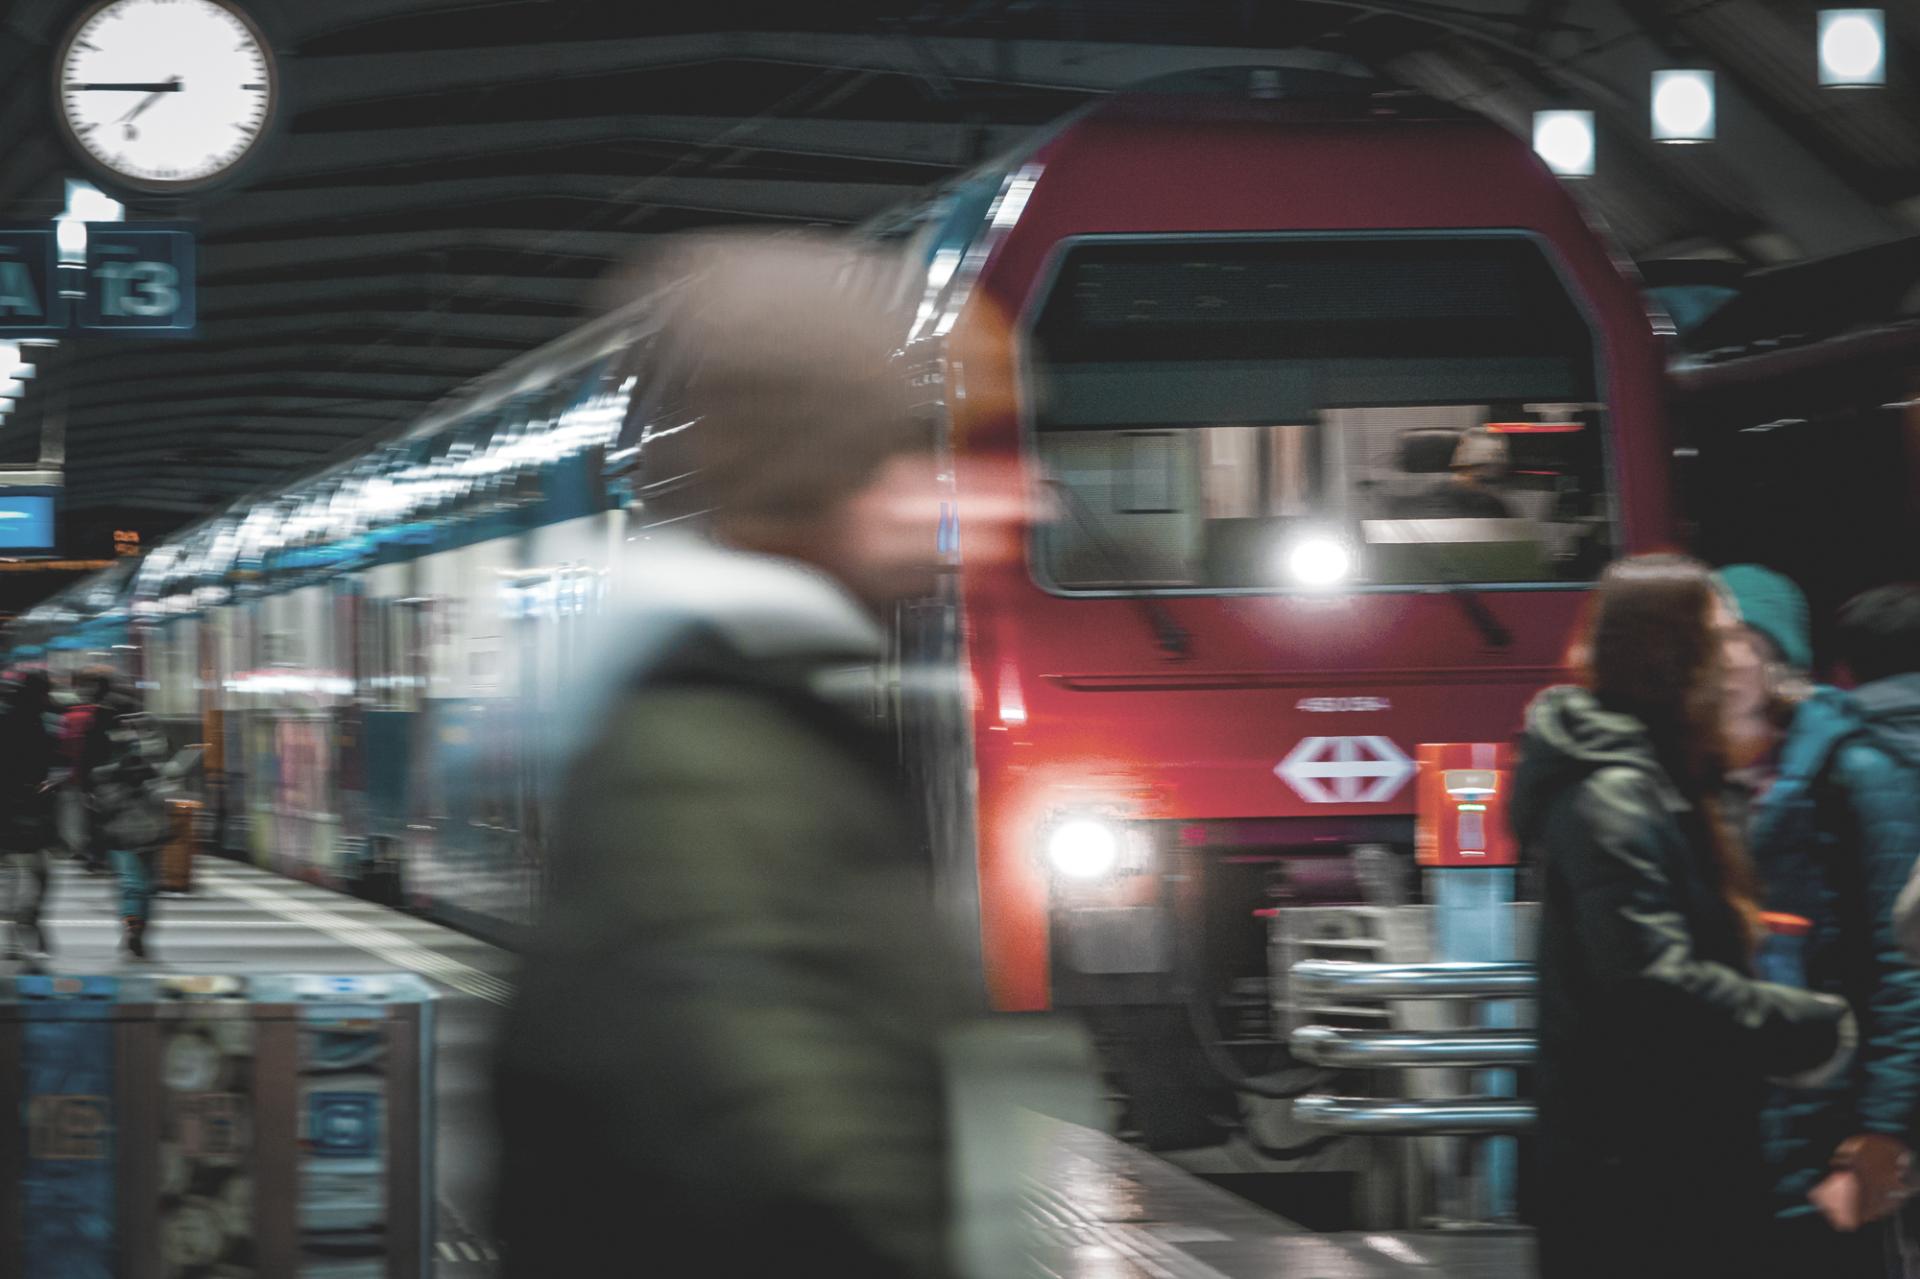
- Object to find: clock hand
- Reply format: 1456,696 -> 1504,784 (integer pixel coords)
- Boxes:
68,80 -> 183,92
120,90 -> 165,126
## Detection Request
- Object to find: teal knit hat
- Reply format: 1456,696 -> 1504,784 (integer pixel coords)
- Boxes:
1715,564 -> 1812,671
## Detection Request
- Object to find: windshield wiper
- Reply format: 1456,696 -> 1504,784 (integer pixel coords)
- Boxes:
1042,478 -> 1193,660
1389,518 -> 1514,649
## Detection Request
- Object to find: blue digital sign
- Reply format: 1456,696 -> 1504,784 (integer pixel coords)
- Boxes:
0,494 -> 57,552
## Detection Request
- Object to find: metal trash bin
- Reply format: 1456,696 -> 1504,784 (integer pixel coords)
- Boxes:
0,972 -> 436,1279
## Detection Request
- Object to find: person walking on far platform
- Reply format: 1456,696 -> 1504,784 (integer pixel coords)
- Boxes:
495,234 -> 1035,1279
0,668 -> 58,964
60,666 -> 116,875
89,684 -> 175,960
1517,553 -> 1856,1279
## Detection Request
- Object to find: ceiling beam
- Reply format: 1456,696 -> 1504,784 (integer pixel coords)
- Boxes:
63,416 -> 383,451
202,173 -> 917,235
0,411 -> 378,458
272,115 -> 1033,180
189,311 -> 571,346
292,32 -> 1363,107
200,272 -> 592,314
64,495 -> 211,515
285,0 -> 513,43
63,396 -> 413,432
202,228 -> 657,277
63,377 -> 455,416
49,344 -> 508,388
71,463 -> 301,485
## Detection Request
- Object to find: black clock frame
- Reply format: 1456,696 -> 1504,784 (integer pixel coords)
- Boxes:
50,0 -> 281,200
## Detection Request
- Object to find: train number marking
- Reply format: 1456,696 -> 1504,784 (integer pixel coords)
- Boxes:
1295,697 -> 1392,713
1275,736 -> 1414,804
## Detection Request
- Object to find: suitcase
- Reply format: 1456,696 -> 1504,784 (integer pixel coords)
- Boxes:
156,799 -> 200,894
0,971 -> 437,1279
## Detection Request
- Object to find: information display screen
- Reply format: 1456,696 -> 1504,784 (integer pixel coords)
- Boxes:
0,494 -> 56,552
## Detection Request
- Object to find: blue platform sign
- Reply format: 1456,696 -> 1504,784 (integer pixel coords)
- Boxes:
0,493 -> 57,552
0,228 -> 63,334
81,225 -> 195,334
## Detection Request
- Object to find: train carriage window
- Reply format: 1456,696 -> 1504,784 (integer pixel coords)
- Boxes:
1028,237 -> 1614,591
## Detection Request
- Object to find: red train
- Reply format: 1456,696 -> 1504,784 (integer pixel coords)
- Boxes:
889,65 -> 1671,1136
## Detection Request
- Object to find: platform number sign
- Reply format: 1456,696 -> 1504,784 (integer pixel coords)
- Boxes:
82,226 -> 194,333
0,225 -> 194,336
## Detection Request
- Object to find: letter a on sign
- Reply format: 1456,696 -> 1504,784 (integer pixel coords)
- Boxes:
0,261 -> 40,318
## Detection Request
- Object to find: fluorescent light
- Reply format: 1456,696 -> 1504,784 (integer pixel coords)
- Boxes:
1533,110 -> 1595,178
1652,69 -> 1715,142
0,343 -> 21,381
1820,10 -> 1885,87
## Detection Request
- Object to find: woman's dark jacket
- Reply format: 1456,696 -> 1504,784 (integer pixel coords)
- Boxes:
1750,678 -> 1920,1219
1516,686 -> 1847,1279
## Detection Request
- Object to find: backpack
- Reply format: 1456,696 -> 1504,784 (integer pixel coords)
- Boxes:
89,711 -> 175,851
1747,689 -> 1869,930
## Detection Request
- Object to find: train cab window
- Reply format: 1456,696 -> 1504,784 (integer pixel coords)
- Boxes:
1028,236 -> 1614,591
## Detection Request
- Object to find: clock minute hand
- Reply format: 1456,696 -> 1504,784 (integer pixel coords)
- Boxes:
69,80 -> 183,92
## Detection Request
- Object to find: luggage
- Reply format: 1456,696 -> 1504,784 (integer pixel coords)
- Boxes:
0,971 -> 436,1278
156,798 -> 201,894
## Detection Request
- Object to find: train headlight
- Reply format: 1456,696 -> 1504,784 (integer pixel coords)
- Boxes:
1047,818 -> 1122,879
1285,534 -> 1354,589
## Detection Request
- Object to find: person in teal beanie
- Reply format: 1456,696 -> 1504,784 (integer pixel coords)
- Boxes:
1718,563 -> 1814,673
1717,566 -> 1920,1274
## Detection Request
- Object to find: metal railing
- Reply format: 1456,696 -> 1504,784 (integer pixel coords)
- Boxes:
1293,1095 -> 1535,1135
1288,959 -> 1535,1138
1289,1026 -> 1534,1070
1291,959 -> 1536,1001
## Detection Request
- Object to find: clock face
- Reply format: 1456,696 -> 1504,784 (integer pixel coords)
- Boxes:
57,0 -> 275,192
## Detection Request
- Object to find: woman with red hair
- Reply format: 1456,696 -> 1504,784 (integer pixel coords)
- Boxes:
1517,553 -> 1854,1278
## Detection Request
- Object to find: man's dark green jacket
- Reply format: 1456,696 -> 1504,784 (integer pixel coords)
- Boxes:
494,552 -> 960,1278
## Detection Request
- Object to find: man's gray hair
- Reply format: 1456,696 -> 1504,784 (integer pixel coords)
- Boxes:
617,232 -> 924,526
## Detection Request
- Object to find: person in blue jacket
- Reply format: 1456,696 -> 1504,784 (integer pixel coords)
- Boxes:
1724,570 -> 1920,1274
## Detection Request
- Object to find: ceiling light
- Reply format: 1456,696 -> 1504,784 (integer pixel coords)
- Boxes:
1651,69 -> 1715,142
1820,9 -> 1885,87
1532,110 -> 1595,178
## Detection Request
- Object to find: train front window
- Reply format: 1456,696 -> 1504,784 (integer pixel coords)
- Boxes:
1028,237 -> 1614,591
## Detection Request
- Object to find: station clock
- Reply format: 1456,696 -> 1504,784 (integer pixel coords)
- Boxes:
54,0 -> 277,195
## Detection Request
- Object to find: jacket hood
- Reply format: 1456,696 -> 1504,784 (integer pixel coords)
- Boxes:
543,532 -> 888,773
1852,671 -> 1920,773
1511,684 -> 1678,843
